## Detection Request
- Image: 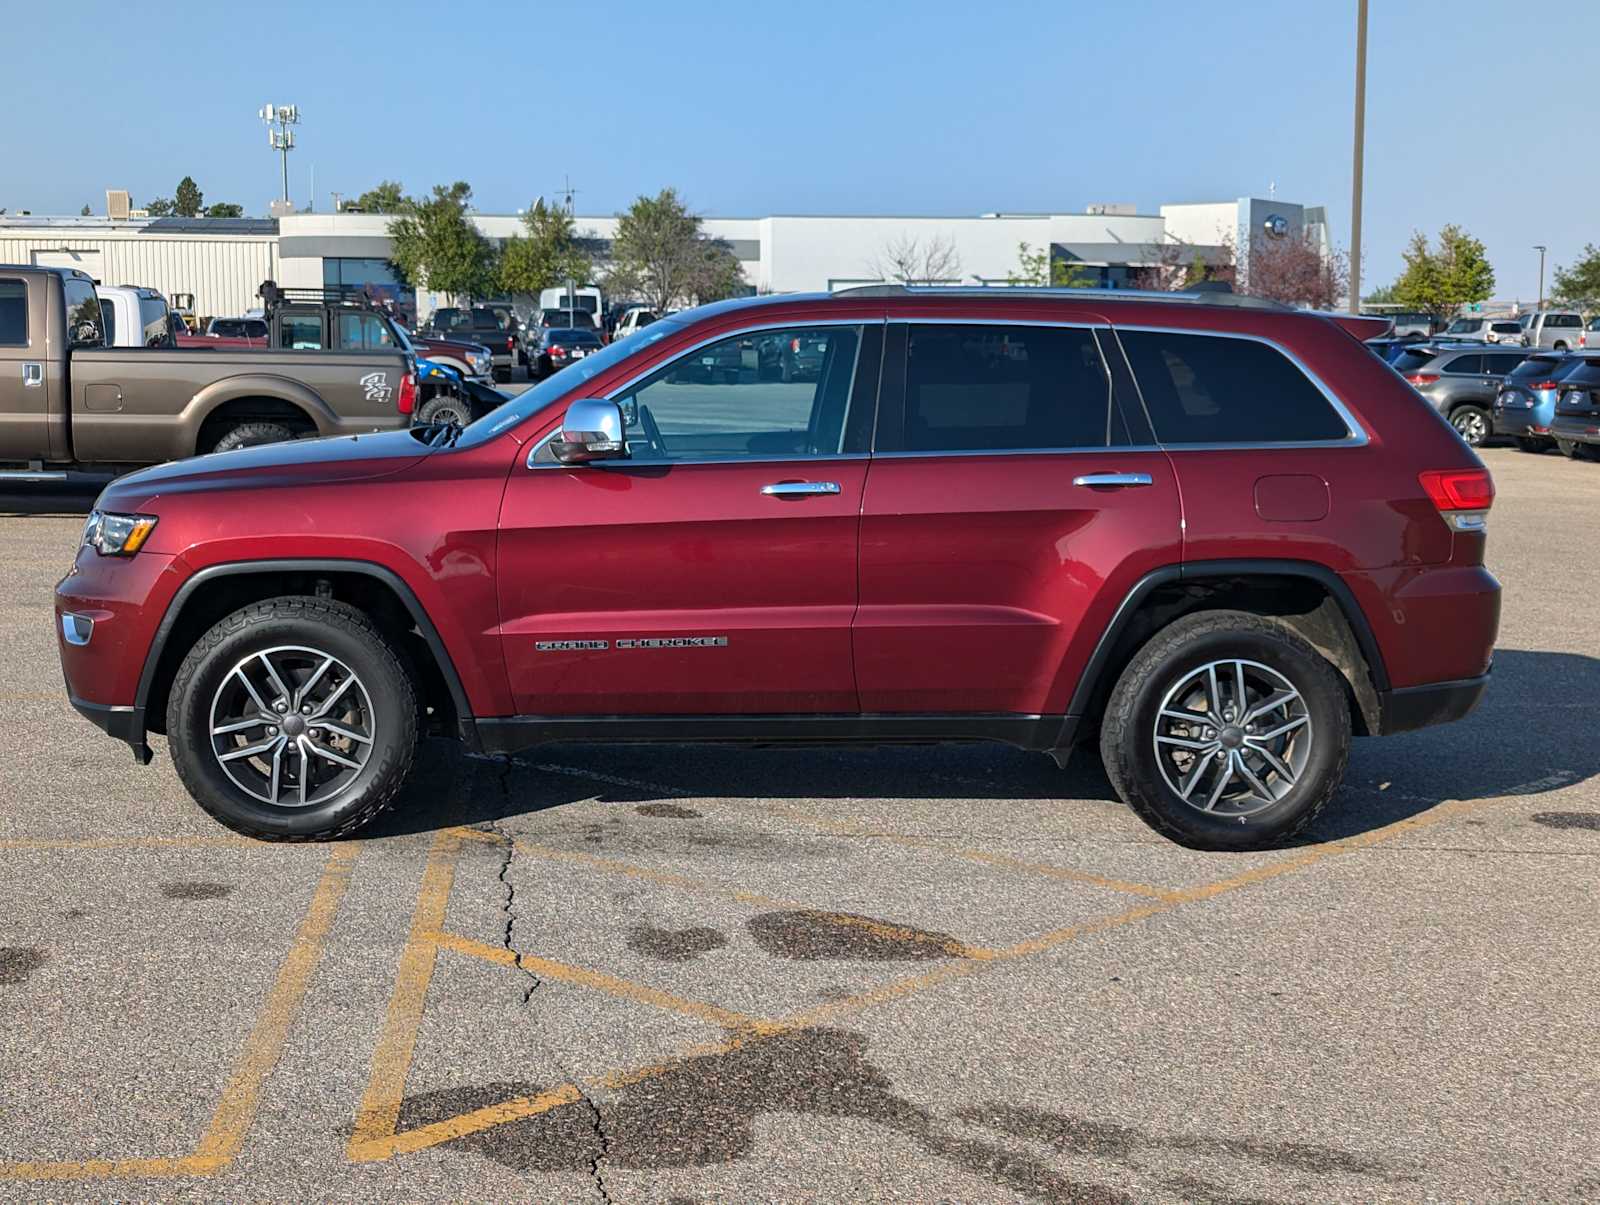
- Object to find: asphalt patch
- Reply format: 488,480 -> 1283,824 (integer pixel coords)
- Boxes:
955,1102 -> 1407,1181
0,947 -> 46,985
626,924 -> 728,963
635,803 -> 703,819
748,910 -> 968,961
161,881 -> 234,900
1531,812 -> 1600,831
395,1027 -> 1132,1201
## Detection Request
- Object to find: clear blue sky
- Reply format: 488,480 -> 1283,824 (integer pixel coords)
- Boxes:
2,0 -> 1583,301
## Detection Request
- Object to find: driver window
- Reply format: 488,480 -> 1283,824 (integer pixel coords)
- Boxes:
615,325 -> 861,461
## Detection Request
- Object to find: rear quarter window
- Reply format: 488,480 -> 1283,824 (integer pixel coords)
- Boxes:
0,280 -> 27,345
1117,329 -> 1350,444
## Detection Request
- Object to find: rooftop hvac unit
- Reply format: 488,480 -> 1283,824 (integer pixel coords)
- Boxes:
106,190 -> 131,220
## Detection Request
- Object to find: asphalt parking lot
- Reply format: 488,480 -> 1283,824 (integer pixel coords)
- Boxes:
1,447 -> 1597,1202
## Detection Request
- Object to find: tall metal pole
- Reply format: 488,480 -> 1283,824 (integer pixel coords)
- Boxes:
1534,245 -> 1547,311
1349,0 -> 1368,312
281,147 -> 290,207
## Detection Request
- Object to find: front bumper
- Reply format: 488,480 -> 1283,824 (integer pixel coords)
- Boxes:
69,695 -> 152,763
1377,670 -> 1490,735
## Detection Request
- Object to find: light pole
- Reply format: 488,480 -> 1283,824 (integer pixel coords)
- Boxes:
258,104 -> 299,208
1534,245 -> 1547,311
1349,0 -> 1368,312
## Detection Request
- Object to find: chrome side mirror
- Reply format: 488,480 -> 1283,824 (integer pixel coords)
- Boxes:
550,398 -> 627,464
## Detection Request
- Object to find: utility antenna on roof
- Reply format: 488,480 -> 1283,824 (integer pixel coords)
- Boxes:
556,175 -> 579,215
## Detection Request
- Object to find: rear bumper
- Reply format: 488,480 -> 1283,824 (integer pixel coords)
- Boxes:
1491,409 -> 1538,437
1551,416 -> 1600,444
1376,671 -> 1490,735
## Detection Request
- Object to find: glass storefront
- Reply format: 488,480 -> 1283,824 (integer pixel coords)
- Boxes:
322,258 -> 416,325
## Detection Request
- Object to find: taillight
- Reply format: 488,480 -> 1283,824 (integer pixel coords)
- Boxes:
1405,372 -> 1439,387
1530,380 -> 1560,390
1419,468 -> 1493,532
549,344 -> 565,357
507,336 -> 515,351
397,370 -> 417,415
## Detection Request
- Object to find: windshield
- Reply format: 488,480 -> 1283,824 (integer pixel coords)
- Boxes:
455,318 -> 689,448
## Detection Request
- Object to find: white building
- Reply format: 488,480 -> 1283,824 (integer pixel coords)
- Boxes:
1,196 -> 1327,320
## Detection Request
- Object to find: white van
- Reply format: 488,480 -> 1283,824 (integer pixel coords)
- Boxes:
538,285 -> 602,322
94,285 -> 176,347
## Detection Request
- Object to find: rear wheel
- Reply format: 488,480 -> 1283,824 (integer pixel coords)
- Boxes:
1553,341 -> 1569,351
166,597 -> 417,841
414,393 -> 475,427
1449,405 -> 1490,447
1556,439 -> 1581,459
1099,610 -> 1351,851
1515,436 -> 1549,453
209,421 -> 296,454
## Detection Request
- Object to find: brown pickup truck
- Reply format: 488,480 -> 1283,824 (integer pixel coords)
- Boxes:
0,266 -> 415,474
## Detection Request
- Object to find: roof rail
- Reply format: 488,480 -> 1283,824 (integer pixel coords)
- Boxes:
831,283 -> 1294,311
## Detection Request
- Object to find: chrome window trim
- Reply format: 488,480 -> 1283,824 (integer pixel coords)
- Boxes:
527,317 -> 880,470
1107,322 -> 1370,450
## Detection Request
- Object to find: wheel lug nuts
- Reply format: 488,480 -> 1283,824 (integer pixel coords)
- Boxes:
267,726 -> 278,735
1214,750 -> 1228,762
301,705 -> 313,715
274,702 -> 287,713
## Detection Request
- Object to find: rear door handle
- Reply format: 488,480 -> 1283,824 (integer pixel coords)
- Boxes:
761,481 -> 841,497
1073,472 -> 1154,488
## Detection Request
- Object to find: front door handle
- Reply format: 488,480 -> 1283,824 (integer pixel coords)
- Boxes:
1073,472 -> 1154,488
761,481 -> 841,497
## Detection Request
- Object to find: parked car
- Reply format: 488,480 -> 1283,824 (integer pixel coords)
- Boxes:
1363,310 -> 1435,338
95,285 -> 177,348
1550,354 -> 1600,459
1437,316 -> 1492,341
55,286 -> 1497,853
539,285 -> 602,326
1492,352 -> 1582,452
1392,342 -> 1529,445
532,327 -> 605,378
1579,316 -> 1600,349
613,306 -> 659,341
0,266 -> 415,474
1365,335 -> 1427,365
537,307 -> 600,332
1522,310 -> 1584,351
421,307 -> 519,382
1484,321 -> 1525,346
757,330 -> 828,381
205,317 -> 269,340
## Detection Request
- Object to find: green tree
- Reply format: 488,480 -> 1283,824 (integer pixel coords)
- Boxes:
387,182 -> 496,300
1007,241 -> 1095,288
174,176 -> 204,218
144,197 -> 174,216
1552,244 -> 1600,311
1362,282 -> 1398,306
354,181 -> 408,214
499,200 -> 592,297
605,188 -> 743,312
205,202 -> 244,218
1392,226 -> 1494,321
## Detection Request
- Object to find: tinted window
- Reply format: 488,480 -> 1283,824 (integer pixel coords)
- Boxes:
1485,353 -> 1528,376
336,313 -> 395,350
901,324 -> 1118,451
470,311 -> 505,330
1441,353 -> 1482,374
1561,358 -> 1600,386
1118,330 -> 1348,444
1391,348 -> 1439,374
63,277 -> 105,347
615,325 -> 862,461
138,296 -> 170,346
1490,323 -> 1521,335
281,312 -> 325,350
1508,356 -> 1565,381
550,329 -> 602,346
0,280 -> 26,345
100,299 -> 117,344
1552,314 -> 1581,328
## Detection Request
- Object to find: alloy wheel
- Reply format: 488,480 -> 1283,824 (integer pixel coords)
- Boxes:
207,645 -> 376,807
1152,658 -> 1313,818
1453,409 -> 1487,445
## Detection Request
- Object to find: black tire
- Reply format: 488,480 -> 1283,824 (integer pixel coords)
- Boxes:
1514,437 -> 1548,453
1098,610 -> 1351,851
209,421 -> 296,454
415,393 -> 474,427
1553,341 -> 1568,352
166,597 -> 417,841
1556,439 -> 1581,459
1576,443 -> 1600,463
493,367 -> 512,384
1449,405 -> 1490,447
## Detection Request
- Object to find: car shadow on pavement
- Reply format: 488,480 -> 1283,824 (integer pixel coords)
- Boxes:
367,648 -> 1600,847
0,484 -> 103,517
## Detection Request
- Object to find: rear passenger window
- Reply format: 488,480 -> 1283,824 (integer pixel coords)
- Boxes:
900,324 -> 1123,451
1441,354 -> 1482,374
1117,330 -> 1349,444
281,312 -> 325,350
0,280 -> 24,345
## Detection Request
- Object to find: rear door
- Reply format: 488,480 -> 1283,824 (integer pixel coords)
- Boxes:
0,273 -> 59,461
496,320 -> 881,716
854,319 -> 1181,715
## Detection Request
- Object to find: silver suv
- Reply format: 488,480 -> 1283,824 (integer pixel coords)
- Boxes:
1522,310 -> 1584,351
1393,342 -> 1530,446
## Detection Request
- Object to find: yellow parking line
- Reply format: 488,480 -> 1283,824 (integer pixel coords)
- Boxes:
377,1086 -> 587,1159
0,842 -> 358,1182
430,930 -> 778,1035
347,829 -> 463,1161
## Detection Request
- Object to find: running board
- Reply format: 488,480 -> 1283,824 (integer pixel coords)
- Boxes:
0,469 -> 69,482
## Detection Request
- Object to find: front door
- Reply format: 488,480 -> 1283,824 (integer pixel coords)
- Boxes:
854,320 -> 1182,715
496,321 -> 881,716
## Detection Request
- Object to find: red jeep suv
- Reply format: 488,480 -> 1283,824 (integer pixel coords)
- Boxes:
55,288 -> 1500,850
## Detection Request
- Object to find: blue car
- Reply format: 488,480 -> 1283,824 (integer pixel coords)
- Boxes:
1493,352 -> 1583,452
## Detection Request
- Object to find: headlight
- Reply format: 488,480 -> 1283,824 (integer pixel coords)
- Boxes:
82,510 -> 158,556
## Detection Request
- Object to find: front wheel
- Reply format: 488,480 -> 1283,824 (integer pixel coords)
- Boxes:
1514,437 -> 1549,453
1556,439 -> 1581,459
1450,405 -> 1490,447
414,393 -> 475,427
1099,610 -> 1351,851
166,597 -> 417,840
